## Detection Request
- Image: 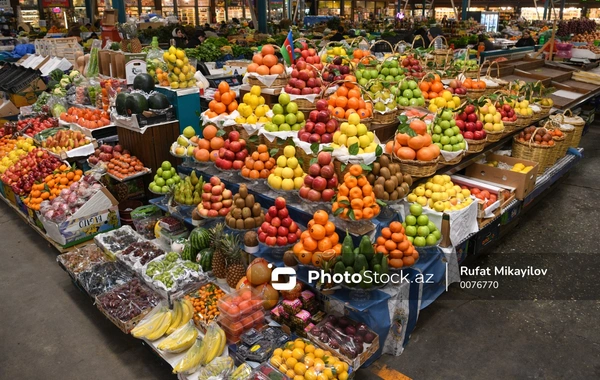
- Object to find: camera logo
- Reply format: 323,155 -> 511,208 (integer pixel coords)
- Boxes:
269,264 -> 297,291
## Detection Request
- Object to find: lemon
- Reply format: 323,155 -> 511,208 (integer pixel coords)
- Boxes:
282,167 -> 294,179
283,145 -> 296,158
248,94 -> 259,109
269,174 -> 283,189
243,93 -> 251,104
348,113 -> 360,126
358,135 -> 370,148
168,54 -> 177,63
287,157 -> 298,169
356,123 -> 367,136
182,65 -> 189,74
345,124 -> 358,137
255,106 -> 266,117
258,96 -> 265,105
175,49 -> 185,59
175,59 -> 183,68
294,362 -> 307,376
170,81 -> 179,89
246,115 -> 257,124
163,52 -> 170,62
277,156 -> 287,168
282,178 -> 295,191
346,136 -> 359,148
293,166 -> 304,178
271,355 -> 283,367
179,81 -> 187,88
259,116 -> 269,123
250,85 -> 261,96
285,357 -> 298,368
273,167 -> 283,177
332,131 -> 341,143
168,46 -> 176,54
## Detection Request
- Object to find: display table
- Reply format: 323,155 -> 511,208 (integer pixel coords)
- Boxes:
155,87 -> 201,134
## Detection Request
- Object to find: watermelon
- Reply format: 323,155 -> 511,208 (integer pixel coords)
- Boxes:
148,93 -> 170,110
199,248 -> 214,269
133,73 -> 155,93
190,227 -> 210,251
125,93 -> 149,115
116,93 -> 129,116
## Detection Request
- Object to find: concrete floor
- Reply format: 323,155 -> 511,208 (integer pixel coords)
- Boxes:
0,128 -> 599,380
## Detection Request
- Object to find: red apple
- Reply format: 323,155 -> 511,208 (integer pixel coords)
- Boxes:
275,197 -> 286,209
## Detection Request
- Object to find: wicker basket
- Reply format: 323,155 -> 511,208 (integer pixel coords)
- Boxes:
549,135 -> 566,165
466,88 -> 485,99
517,114 -> 532,128
370,121 -> 400,143
296,147 -> 313,173
439,151 -> 465,166
333,159 -> 351,180
536,104 -> 552,117
551,111 -> 585,148
503,120 -> 517,134
294,97 -> 317,110
512,132 -> 556,174
248,72 -> 289,89
486,129 -> 504,143
395,156 -> 440,178
429,36 -> 453,68
559,123 -> 575,150
263,135 -> 294,157
372,108 -> 399,125
465,138 -> 487,153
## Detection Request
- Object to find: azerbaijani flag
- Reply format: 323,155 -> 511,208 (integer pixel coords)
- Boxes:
281,30 -> 294,66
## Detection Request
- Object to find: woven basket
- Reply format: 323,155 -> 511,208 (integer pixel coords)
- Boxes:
549,135 -> 566,165
296,148 -> 313,173
370,121 -> 400,143
464,70 -> 480,78
465,138 -> 487,153
536,104 -> 552,117
559,124 -> 575,150
333,159 -> 351,180
486,129 -> 504,143
295,97 -> 317,110
552,110 -> 585,148
429,36 -> 453,68
395,156 -> 439,178
517,114 -> 532,128
248,73 -> 289,89
439,151 -> 465,166
263,135 -> 294,157
503,120 -> 517,134
570,123 -> 585,148
372,108 -> 399,125
512,132 -> 556,174
466,88 -> 485,99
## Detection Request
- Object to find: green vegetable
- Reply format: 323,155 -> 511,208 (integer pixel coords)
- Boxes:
341,231 -> 355,266
359,235 -> 374,262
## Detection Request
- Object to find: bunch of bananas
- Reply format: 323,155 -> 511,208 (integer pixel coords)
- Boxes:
173,322 -> 226,374
131,299 -> 194,341
197,357 -> 234,380
157,321 -> 198,353
230,363 -> 252,380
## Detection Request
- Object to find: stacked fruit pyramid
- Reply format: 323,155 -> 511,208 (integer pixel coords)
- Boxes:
267,145 -> 306,191
332,164 -> 381,221
162,46 -> 196,89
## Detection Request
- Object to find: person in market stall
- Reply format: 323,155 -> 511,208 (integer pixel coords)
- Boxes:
172,27 -> 188,48
411,27 -> 429,48
329,26 -> 345,42
204,24 -> 219,38
427,26 -> 444,48
67,22 -> 82,42
515,30 -> 536,47
187,30 -> 206,48
478,34 -> 500,51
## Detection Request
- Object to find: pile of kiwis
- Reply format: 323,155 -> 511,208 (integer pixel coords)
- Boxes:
366,155 -> 413,201
225,184 -> 265,230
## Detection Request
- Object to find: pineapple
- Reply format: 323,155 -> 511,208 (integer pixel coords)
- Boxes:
209,224 -> 227,279
224,234 -> 247,289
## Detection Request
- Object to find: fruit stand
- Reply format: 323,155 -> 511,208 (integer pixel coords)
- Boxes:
0,36 -> 597,380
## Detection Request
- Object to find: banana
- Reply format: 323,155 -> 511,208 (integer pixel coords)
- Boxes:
166,301 -> 182,335
131,309 -> 167,339
202,323 -> 224,365
173,339 -> 207,374
157,322 -> 198,353
179,299 -> 193,328
146,310 -> 173,341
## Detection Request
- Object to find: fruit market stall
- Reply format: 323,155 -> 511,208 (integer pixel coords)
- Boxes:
0,37 -> 597,380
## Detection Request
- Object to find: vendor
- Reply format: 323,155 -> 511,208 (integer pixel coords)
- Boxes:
515,30 -> 536,47
428,26 -> 444,48
329,26 -> 345,42
411,27 -> 429,48
172,27 -> 188,49
478,34 -> 500,51
187,30 -> 206,48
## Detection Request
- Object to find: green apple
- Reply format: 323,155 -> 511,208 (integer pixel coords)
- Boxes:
272,104 -> 284,115
166,178 -> 174,186
278,93 -> 290,106
162,170 -> 172,180
296,112 -> 305,123
161,161 -> 172,171
286,102 -> 298,114
172,175 -> 181,184
409,203 -> 423,216
156,177 -> 166,187
285,113 -> 297,125
417,226 -> 430,237
427,221 -> 437,232
426,234 -> 438,245
413,236 -> 426,247
405,225 -> 417,237
182,126 -> 196,138
272,114 -> 285,126
161,186 -> 169,193
279,123 -> 291,131
417,215 -> 429,226
407,80 -> 417,89
405,215 -> 417,226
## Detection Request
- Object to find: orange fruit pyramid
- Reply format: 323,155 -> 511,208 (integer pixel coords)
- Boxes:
332,164 -> 380,220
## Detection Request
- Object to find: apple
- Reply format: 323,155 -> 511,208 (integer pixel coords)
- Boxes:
265,236 -> 277,246
321,188 -> 335,202
463,131 -> 474,139
266,225 -> 277,237
314,122 -> 326,135
268,206 -> 278,217
309,163 -> 321,177
312,177 -> 327,191
307,189 -> 322,201
287,233 -> 298,244
276,236 -> 288,246
316,99 -> 329,111
320,165 -> 334,179
278,208 -> 289,219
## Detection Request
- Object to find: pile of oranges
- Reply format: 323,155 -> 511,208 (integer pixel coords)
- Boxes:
327,78 -> 373,120
60,107 -> 111,129
293,210 -> 341,266
463,77 -> 487,90
155,68 -> 170,87
247,45 -> 286,76
418,74 -> 445,100
240,144 -> 276,180
386,119 -> 441,162
332,164 -> 380,220
375,221 -> 419,268
23,166 -> 83,210
206,82 -> 238,118
351,49 -> 374,64
192,124 -> 225,162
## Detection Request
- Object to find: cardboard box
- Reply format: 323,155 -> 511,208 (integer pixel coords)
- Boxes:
110,52 -> 125,80
0,98 -> 19,117
465,154 -> 539,200
98,50 -> 112,76
102,10 -> 118,26
8,77 -> 47,108
124,53 -> 147,85
38,187 -> 121,247
451,175 -> 516,219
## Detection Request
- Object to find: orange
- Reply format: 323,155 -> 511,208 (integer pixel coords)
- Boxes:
324,221 -> 335,235
349,164 -> 362,176
218,81 -> 230,94
303,237 -> 318,252
336,86 -> 349,97
377,236 -> 387,246
349,187 -> 362,199
347,88 -> 361,99
357,176 -> 367,187
252,53 -> 263,65
391,232 -> 404,243
335,96 -> 348,108
363,195 -> 374,207
311,253 -> 323,267
261,44 -> 275,55
390,221 -> 402,233
419,81 -> 430,92
298,251 -> 313,265
347,97 -> 360,110
214,102 -> 227,115
317,238 -> 332,252
210,136 -> 224,150
376,245 -> 388,255
344,176 -> 357,189
313,210 -> 328,226
350,198 -> 364,209
333,107 -> 345,118
309,224 -> 326,241
403,256 -> 415,267
293,242 -> 305,254
363,207 -> 374,219
262,54 -> 278,68
352,209 -> 363,220
328,233 -> 339,246
362,184 -> 373,196
344,109 -> 357,119
398,240 -> 410,252
384,240 -> 397,252
381,228 -> 392,239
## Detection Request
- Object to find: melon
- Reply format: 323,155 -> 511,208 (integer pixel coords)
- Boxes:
133,73 -> 155,93
148,92 -> 170,110
125,93 -> 149,115
115,93 -> 129,116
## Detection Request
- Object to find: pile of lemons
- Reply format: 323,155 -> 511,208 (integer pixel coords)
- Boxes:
267,146 -> 305,191
331,113 -> 378,153
235,86 -> 271,124
163,46 -> 196,89
0,137 -> 35,174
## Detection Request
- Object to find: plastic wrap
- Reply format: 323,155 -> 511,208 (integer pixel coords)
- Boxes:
196,356 -> 234,380
57,244 -> 109,275
131,205 -> 163,239
38,175 -> 104,223
118,241 -> 165,268
96,278 -> 160,323
142,252 -> 204,293
85,39 -> 102,78
94,226 -> 144,255
78,261 -> 134,297
185,283 -> 227,332
156,321 -> 199,353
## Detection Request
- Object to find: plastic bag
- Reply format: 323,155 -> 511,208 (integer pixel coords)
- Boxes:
157,321 -> 198,353
77,261 -> 133,297
196,356 -> 234,380
57,244 -> 108,275
173,338 -> 207,374
146,37 -> 168,85
85,39 -> 102,78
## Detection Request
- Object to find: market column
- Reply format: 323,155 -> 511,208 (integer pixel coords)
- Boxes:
461,0 -> 467,21
257,0 -> 267,33
85,0 -> 93,21
112,0 -> 127,23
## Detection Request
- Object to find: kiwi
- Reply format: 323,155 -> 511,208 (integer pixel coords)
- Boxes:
232,208 -> 242,220
227,217 -> 236,228
252,203 -> 262,217
391,175 -> 398,189
242,207 -> 252,219
391,163 -> 401,174
383,192 -> 389,201
379,155 -> 390,167
375,177 -> 386,186
403,174 -> 413,187
245,194 -> 255,207
401,182 -> 410,194
372,162 -> 381,175
397,186 -> 406,199
380,167 -> 391,180
283,250 -> 297,267
384,179 -> 395,193
388,163 -> 397,175
395,172 -> 404,184
390,190 -> 399,200
244,217 -> 255,229
235,219 -> 245,230
367,173 -> 376,184
235,198 -> 246,209
244,231 -> 258,247
374,184 -> 385,199
254,216 -> 263,226
239,185 -> 248,199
